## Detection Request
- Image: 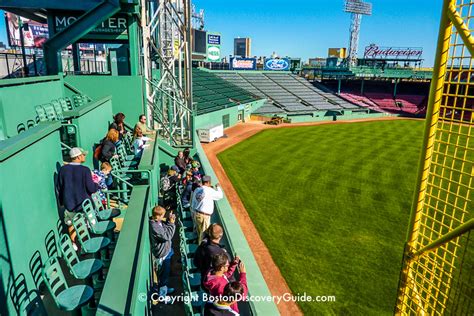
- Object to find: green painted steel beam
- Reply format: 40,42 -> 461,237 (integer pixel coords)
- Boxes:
1,8 -> 47,23
44,0 -> 120,75
128,16 -> 140,76
0,75 -> 59,87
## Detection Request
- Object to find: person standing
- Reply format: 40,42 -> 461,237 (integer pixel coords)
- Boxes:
150,205 -> 176,301
194,224 -> 231,285
58,147 -> 99,240
191,175 -> 223,244
203,254 -> 247,314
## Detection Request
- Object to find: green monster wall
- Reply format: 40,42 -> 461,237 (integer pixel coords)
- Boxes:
195,99 -> 266,129
0,76 -> 64,140
0,122 -> 63,315
64,76 -> 145,123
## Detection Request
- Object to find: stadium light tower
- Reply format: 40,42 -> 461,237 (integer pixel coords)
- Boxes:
344,0 -> 372,67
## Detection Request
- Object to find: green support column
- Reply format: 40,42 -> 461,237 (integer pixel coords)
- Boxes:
128,16 -> 140,76
393,79 -> 399,98
337,78 -> 342,95
72,43 -> 81,72
361,78 -> 365,94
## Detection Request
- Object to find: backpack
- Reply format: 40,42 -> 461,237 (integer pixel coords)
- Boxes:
160,175 -> 172,192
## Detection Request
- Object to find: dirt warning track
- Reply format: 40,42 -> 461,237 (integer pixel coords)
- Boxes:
202,117 -> 413,315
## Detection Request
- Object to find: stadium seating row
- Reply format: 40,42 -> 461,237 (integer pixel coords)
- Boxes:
193,69 -> 260,115
16,94 -> 91,135
338,91 -> 426,115
215,71 -> 359,114
9,191 -> 120,314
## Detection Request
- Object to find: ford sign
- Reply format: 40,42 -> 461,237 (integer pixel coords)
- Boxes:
264,58 -> 290,71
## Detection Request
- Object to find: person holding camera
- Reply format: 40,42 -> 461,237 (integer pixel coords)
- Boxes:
203,253 -> 248,314
150,205 -> 176,302
191,175 -> 223,244
194,224 -> 231,286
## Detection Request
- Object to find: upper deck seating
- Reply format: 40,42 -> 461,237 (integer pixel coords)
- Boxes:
193,69 -> 261,115
215,71 -> 360,114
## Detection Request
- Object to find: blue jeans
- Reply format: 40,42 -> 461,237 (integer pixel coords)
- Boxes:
158,248 -> 174,288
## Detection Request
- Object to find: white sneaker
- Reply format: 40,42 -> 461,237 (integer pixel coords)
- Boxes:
72,243 -> 78,251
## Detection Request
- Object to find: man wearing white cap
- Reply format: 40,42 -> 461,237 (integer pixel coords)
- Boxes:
58,147 -> 99,227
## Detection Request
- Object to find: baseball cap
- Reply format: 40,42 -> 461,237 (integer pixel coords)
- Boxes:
69,147 -> 88,158
171,165 -> 180,173
202,175 -> 211,183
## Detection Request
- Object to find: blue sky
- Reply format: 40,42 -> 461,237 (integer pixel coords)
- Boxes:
1,1 -> 443,65
0,12 -> 6,46
194,0 -> 443,66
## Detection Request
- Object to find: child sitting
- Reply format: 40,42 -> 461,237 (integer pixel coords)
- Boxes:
132,126 -> 151,158
92,162 -> 112,205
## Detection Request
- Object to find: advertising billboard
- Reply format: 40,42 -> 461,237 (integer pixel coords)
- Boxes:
264,58 -> 290,71
207,34 -> 221,45
363,44 -> 423,59
193,29 -> 207,54
206,32 -> 221,62
5,12 -> 48,48
53,14 -> 128,38
230,57 -> 257,70
328,48 -> 346,59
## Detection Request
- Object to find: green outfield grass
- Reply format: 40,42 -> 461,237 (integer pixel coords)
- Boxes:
217,120 -> 425,315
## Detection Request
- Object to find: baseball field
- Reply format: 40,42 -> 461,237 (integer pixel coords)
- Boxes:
217,119 -> 425,315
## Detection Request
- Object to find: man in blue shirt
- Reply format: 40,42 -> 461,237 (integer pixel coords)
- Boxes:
58,147 -> 98,227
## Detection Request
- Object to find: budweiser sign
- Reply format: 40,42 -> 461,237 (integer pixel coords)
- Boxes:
364,45 -> 423,59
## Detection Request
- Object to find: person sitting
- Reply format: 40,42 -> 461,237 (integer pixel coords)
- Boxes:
194,224 -> 231,283
135,114 -> 155,136
204,282 -> 245,316
109,112 -> 127,140
168,169 -> 182,189
183,147 -> 192,166
203,254 -> 247,314
181,171 -> 193,208
174,151 -> 187,173
149,205 -> 176,301
191,161 -> 202,180
58,148 -> 99,239
100,129 -> 119,162
92,162 -> 112,205
132,126 -> 150,158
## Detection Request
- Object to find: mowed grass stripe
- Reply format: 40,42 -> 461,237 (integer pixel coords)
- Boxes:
218,120 -> 425,315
